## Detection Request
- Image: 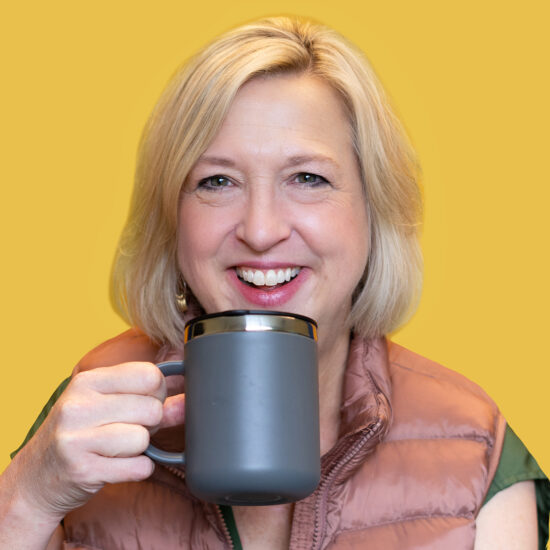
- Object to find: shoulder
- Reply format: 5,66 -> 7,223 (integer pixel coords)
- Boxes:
386,341 -> 505,444
387,341 -> 500,406
73,328 -> 161,375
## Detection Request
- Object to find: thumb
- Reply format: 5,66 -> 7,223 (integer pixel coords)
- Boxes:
158,393 -> 185,430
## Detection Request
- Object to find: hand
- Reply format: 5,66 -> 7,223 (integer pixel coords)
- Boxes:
13,362 -> 176,521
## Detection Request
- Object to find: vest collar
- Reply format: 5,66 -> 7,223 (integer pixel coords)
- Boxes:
320,335 -> 392,484
339,336 -> 392,438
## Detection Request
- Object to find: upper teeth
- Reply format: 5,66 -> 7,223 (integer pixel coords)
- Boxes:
236,267 -> 300,287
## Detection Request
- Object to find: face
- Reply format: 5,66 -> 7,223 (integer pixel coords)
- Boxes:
178,74 -> 369,340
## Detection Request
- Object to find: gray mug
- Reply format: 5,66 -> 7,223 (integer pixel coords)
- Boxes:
145,310 -> 320,505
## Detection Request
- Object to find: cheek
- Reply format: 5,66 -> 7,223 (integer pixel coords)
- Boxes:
299,205 -> 369,296
324,202 -> 368,250
177,202 -> 232,271
176,206 -> 205,271
334,207 -> 370,283
342,235 -> 369,284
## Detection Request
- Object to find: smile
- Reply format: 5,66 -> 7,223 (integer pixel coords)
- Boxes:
236,267 -> 301,287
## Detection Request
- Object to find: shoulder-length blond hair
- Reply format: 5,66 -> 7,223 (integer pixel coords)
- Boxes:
111,16 -> 422,348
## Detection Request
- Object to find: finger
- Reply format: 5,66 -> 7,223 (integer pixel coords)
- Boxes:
71,363 -> 166,400
157,394 -> 185,430
88,423 -> 152,458
95,393 -> 164,427
57,393 -> 163,430
91,455 -> 155,484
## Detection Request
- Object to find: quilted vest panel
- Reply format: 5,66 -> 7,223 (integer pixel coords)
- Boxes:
320,343 -> 506,549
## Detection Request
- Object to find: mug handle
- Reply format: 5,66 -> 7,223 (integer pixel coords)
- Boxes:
143,360 -> 186,465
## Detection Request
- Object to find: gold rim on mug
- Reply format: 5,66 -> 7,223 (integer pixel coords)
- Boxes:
184,310 -> 317,343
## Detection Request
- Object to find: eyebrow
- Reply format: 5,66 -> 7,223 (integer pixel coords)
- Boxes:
196,154 -> 340,170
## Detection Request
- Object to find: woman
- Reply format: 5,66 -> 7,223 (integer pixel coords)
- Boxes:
0,17 -> 547,549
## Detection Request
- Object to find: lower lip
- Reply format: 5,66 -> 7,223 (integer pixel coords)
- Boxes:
228,269 -> 308,308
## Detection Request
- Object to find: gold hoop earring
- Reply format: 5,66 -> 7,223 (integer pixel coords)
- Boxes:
176,275 -> 187,312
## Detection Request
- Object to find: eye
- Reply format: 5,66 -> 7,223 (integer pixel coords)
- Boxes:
293,172 -> 329,186
197,175 -> 232,190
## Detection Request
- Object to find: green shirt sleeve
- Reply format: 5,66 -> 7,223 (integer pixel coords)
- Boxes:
484,424 -> 549,550
10,377 -> 71,460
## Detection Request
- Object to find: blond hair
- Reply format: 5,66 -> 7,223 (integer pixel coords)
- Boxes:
111,17 -> 422,348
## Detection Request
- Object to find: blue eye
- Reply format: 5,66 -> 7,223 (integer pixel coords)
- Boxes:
198,175 -> 232,189
294,173 -> 329,186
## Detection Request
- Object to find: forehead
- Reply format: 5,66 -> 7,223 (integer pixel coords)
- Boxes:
234,73 -> 350,122
202,74 -> 355,160
232,74 -> 351,135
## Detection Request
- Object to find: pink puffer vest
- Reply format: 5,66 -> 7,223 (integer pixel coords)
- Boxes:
62,330 -> 505,549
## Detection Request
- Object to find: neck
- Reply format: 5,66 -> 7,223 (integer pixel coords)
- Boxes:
316,328 -> 351,455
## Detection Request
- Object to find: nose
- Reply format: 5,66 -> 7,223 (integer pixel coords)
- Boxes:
235,184 -> 292,252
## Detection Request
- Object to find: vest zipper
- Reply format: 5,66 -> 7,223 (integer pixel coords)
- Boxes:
216,505 -> 236,549
311,413 -> 386,550
163,464 -> 186,480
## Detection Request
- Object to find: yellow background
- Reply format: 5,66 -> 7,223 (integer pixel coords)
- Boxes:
1,0 -> 548,477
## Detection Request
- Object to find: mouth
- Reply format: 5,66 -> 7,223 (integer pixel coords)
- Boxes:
235,266 -> 301,288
